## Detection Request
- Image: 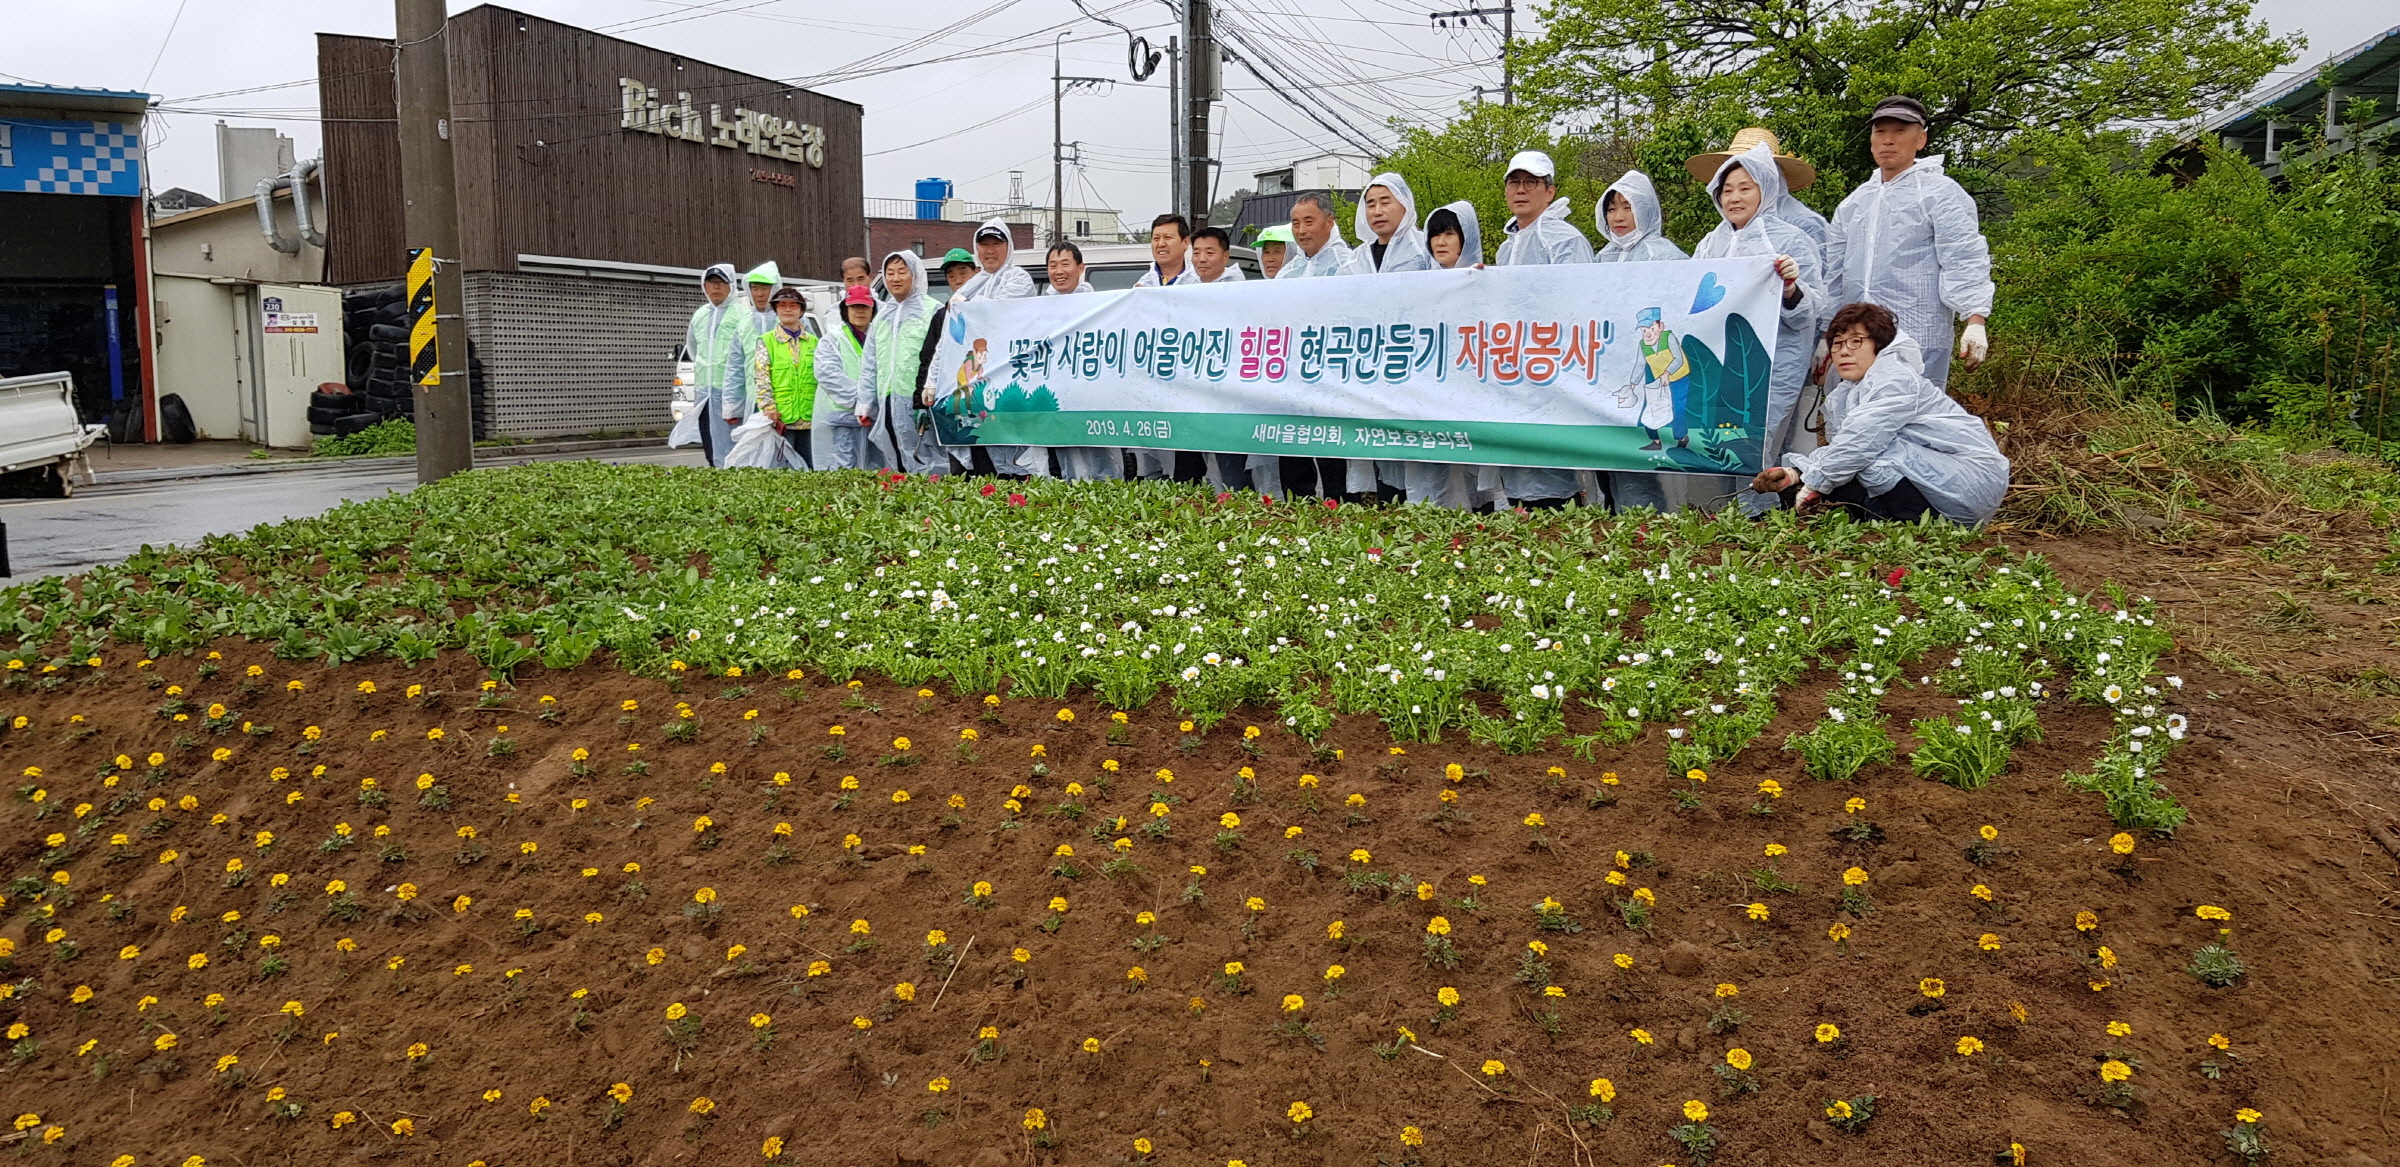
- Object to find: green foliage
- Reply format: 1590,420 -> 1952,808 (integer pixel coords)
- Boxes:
312,420 -> 416,458
1522,0 -> 2296,168
1982,132 -> 2399,449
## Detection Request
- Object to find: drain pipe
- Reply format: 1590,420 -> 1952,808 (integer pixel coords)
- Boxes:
255,156 -> 325,253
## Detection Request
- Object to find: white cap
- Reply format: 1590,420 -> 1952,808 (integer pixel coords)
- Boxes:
1504,150 -> 1556,181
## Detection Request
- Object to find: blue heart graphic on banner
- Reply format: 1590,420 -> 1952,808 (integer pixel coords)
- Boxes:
1690,272 -> 1727,314
948,311 -> 969,343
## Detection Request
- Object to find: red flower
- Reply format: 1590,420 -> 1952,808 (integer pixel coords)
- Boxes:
1217,492 -> 1233,503
1366,547 -> 1384,558
1885,567 -> 1908,587
1007,493 -> 1028,507
1260,495 -> 1275,506
1323,498 -> 1340,510
979,483 -> 997,497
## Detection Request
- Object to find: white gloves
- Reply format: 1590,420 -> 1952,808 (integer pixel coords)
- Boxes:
1958,320 -> 1989,367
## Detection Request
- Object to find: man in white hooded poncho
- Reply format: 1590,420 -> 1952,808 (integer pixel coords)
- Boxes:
1823,96 -> 1995,389
859,249 -> 943,474
1262,192 -> 1353,500
1693,141 -> 1827,515
1490,150 -> 1595,509
1753,302 -> 2007,526
1043,241 -> 1122,483
683,263 -> 746,467
949,220 -> 1045,478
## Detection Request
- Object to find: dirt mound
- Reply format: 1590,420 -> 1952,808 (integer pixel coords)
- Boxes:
3,603 -> 2395,1167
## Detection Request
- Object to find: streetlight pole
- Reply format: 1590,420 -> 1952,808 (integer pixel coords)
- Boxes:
1053,32 -> 1067,247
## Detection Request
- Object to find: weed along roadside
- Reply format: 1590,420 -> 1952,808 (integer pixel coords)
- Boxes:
0,463 -> 2392,1165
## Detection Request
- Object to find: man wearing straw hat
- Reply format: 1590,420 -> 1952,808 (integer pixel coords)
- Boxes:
1822,96 -> 1994,388
1684,127 -> 1829,248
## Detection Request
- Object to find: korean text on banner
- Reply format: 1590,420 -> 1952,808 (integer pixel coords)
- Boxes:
927,258 -> 1783,476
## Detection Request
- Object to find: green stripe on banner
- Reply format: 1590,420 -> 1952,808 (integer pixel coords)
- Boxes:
967,411 -> 1751,474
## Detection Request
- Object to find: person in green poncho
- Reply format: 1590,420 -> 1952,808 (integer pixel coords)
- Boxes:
683,263 -> 748,467
753,286 -> 817,468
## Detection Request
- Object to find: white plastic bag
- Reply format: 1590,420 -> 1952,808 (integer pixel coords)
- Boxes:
666,408 -> 702,449
723,414 -> 785,469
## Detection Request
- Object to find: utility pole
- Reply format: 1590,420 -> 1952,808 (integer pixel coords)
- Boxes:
394,0 -> 472,483
1051,34 -> 1111,246
1429,0 -> 1514,107
1183,0 -> 1216,224
1167,34 -> 1184,227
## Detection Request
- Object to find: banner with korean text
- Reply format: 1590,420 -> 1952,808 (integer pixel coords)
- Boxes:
928,257 -> 1783,475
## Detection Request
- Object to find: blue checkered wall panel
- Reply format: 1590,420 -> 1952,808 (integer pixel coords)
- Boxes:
0,118 -> 145,197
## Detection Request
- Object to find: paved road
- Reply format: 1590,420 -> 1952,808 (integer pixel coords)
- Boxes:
0,447 -> 705,580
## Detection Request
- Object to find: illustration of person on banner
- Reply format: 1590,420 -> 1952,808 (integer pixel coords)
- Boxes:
1621,306 -> 1691,451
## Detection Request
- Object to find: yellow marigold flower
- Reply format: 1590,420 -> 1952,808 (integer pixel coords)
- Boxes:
608,1082 -> 633,1104
1604,870 -> 1627,886
1745,902 -> 1770,921
2234,1107 -> 2261,1124
1683,1100 -> 1709,1122
1348,849 -> 1371,864
1522,812 -> 1546,827
2098,1059 -> 2131,1082
1613,953 -> 1634,970
1920,977 -> 1946,998
1326,920 -> 1345,940
1979,824 -> 1999,841
1764,842 -> 1788,857
1828,922 -> 1852,942
530,1097 -> 551,1117
1842,867 -> 1870,886
2109,832 -> 2136,854
2196,904 -> 2232,922
1543,985 -> 1566,998
1972,884 -> 1994,902
927,1076 -> 952,1093
482,1089 -> 503,1103
1844,796 -> 1866,813
1725,1048 -> 1752,1071
406,1042 -> 430,1059
646,948 -> 666,966
665,1002 -> 689,1021
806,960 -> 830,977
1815,1022 -> 1842,1043
2076,910 -> 2100,931
1978,933 -> 2002,952
1436,986 -> 1460,1007
1827,1099 -> 1854,1120
1245,896 -> 1266,912
1425,916 -> 1451,936
2209,1033 -> 2232,1051
688,1097 -> 715,1115
1714,982 -> 1739,998
331,1111 -> 356,1128
2097,945 -> 2119,969
1021,1108 -> 1047,1131
1082,1036 -> 1102,1053
1280,993 -> 1305,1013
1219,811 -> 1241,829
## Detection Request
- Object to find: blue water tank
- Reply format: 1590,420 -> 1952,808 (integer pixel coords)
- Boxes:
914,178 -> 952,221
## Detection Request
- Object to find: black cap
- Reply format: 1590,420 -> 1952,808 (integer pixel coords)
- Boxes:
974,225 -> 1008,243
768,286 -> 805,305
1869,95 -> 1927,126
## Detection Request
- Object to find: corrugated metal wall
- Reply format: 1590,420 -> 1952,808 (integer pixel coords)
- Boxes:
462,271 -> 685,439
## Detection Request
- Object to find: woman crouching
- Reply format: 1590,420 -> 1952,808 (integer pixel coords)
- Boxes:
1750,302 -> 2009,526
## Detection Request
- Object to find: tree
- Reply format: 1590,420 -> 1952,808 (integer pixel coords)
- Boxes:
1208,187 -> 1254,227
1522,0 -> 2299,173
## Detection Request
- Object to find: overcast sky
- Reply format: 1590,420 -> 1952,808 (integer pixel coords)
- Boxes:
2,0 -> 2390,217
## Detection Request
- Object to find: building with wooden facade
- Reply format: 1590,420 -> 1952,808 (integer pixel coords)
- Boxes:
316,5 -> 863,439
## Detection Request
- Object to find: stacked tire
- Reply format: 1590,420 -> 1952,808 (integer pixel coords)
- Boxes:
340,286 -> 412,436
341,284 -> 486,440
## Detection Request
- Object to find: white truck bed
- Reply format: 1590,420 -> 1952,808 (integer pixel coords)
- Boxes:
0,372 -> 106,494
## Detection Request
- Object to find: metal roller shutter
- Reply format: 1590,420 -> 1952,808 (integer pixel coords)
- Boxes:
462,271 -> 683,439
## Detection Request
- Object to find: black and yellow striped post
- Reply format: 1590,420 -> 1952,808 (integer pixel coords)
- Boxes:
405,247 -> 440,386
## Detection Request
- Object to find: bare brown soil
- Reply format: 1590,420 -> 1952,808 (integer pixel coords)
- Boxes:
1,531 -> 2396,1167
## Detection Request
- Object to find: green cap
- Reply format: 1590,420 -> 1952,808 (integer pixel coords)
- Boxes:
744,260 -> 780,284
1255,224 -> 1294,245
941,247 -> 975,267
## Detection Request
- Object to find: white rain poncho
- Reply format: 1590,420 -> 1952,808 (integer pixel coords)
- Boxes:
1044,273 -> 1120,481
732,260 -> 780,424
859,249 -> 944,474
1593,171 -> 1687,264
950,220 -> 1045,477
1133,253 -> 1198,287
1782,330 -> 2008,525
1494,196 -> 1593,268
810,315 -> 869,470
683,263 -> 746,466
1200,261 -> 1246,284
1273,221 -> 1352,279
1338,173 -> 1432,275
1490,196 -> 1595,503
1824,154 -> 1994,387
1694,141 -> 1828,514
1424,200 -> 1483,270
1776,194 -> 1829,249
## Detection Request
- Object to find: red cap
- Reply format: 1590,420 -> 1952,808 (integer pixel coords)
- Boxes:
841,285 -> 876,308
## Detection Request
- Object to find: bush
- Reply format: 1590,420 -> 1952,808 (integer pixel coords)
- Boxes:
313,420 -> 417,458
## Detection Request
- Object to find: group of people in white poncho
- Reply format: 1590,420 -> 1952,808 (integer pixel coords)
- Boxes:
683,96 -> 2010,527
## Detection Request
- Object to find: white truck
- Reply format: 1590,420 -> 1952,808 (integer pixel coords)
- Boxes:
0,372 -> 106,498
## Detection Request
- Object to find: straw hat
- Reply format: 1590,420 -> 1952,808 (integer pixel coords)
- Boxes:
1684,127 -> 1817,192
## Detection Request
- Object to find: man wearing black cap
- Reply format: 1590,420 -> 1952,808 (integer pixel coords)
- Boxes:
1824,96 -> 1994,388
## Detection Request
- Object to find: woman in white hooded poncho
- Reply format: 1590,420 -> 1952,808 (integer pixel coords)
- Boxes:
1753,302 -> 2007,526
1692,141 -> 1826,515
948,219 -> 1045,478
859,249 -> 943,474
1587,170 -> 1714,515
1402,200 -> 1500,510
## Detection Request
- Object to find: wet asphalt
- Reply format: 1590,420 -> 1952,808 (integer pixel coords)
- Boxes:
0,447 -> 705,581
